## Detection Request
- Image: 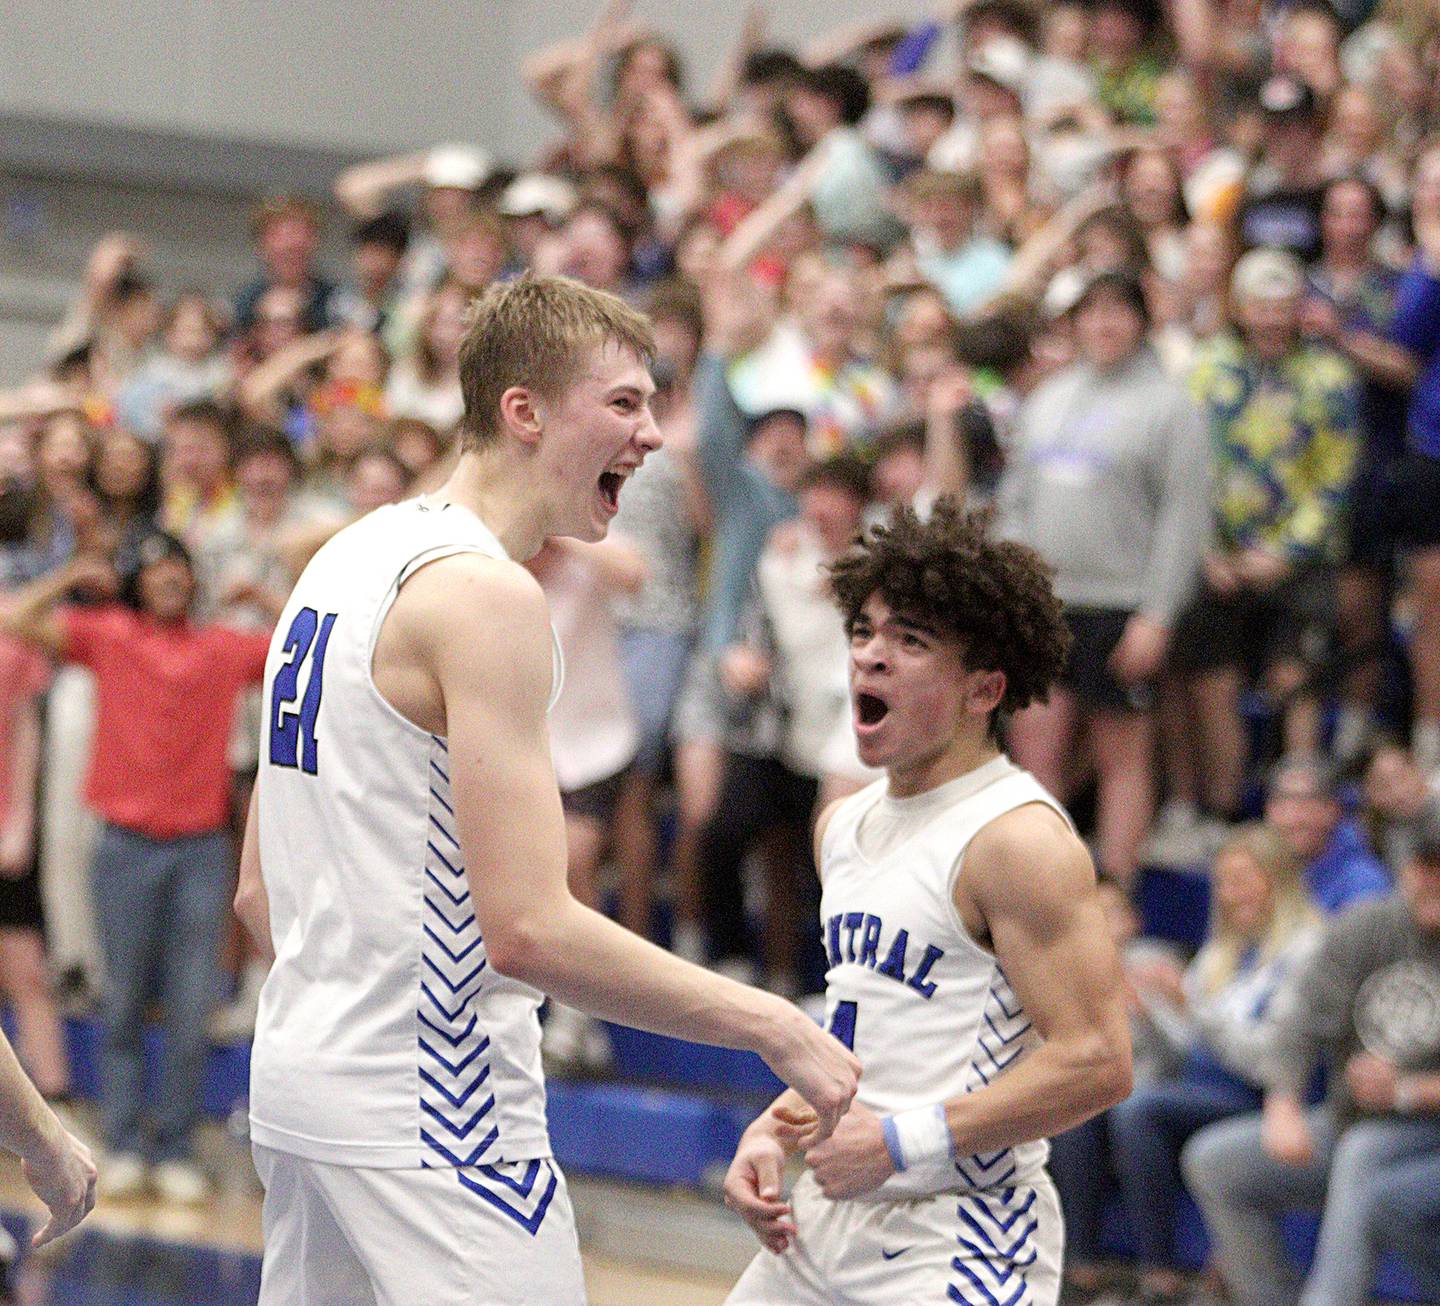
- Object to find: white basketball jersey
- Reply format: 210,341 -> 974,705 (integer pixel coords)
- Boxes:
251,498 -> 558,1170
817,754 -> 1070,1200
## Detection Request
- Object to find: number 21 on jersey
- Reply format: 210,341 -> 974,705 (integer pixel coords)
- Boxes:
269,607 -> 338,776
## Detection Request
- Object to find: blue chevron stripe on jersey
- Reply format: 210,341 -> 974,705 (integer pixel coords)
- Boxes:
948,1260 -> 1028,1306
424,901 -> 476,936
955,971 -> 1034,1190
427,840 -> 462,877
421,1093 -> 495,1138
965,1189 -> 1036,1236
420,1063 -> 492,1110
455,1159 -> 559,1237
957,1215 -> 1038,1264
423,924 -> 483,964
956,1155 -> 1017,1189
982,1010 -> 1031,1045
424,868 -> 469,907
420,1034 -> 490,1078
418,738 -> 502,1174
429,813 -> 460,848
423,954 -> 488,994
421,1125 -> 499,1168
418,1010 -> 478,1047
948,1184 -> 1038,1306
976,1040 -> 1025,1076
958,1234 -> 1038,1272
421,981 -> 486,1025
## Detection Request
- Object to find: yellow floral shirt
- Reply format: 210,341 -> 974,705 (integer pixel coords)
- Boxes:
1188,334 -> 1360,562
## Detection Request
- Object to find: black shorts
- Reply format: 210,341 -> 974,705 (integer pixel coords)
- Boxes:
1060,607 -> 1155,714
0,857 -> 45,932
1344,454 -> 1400,571
561,766 -> 630,824
1170,567 -> 1335,677
1382,451 -> 1440,550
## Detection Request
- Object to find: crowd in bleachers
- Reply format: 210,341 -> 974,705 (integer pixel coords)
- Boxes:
2,0 -> 1440,1299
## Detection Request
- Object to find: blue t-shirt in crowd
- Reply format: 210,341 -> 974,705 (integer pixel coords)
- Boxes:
1304,818 -> 1392,915
1390,256 -> 1440,460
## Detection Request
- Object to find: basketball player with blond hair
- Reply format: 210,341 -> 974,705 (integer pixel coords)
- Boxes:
723,502 -> 1132,1306
236,274 -> 859,1304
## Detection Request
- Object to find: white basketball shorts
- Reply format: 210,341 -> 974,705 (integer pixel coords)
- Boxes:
254,1144 -> 585,1306
725,1170 -> 1063,1306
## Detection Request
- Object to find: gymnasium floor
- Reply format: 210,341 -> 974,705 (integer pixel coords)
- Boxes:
0,1158 -> 739,1305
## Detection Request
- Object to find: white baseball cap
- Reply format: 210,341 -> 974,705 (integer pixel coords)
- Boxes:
497,174 -> 578,223
966,36 -> 1031,96
424,143 -> 491,191
1231,248 -> 1305,301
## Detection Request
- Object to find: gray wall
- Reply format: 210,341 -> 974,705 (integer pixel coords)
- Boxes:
1,0 -> 938,163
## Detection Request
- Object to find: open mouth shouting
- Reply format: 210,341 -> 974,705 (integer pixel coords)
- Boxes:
854,689 -> 890,740
597,466 -> 631,516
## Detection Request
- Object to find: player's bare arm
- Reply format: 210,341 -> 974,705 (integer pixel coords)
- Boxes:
234,787 -> 273,964
723,796 -> 851,1248
396,552 -> 861,1139
946,803 -> 1132,1138
801,803 -> 1131,1199
0,1029 -> 96,1247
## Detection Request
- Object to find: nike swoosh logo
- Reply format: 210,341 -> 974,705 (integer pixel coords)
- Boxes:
881,1247 -> 913,1261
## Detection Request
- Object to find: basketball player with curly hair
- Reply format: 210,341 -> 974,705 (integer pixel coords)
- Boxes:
723,500 -> 1133,1306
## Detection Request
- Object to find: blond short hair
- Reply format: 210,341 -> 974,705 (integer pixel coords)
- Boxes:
458,274 -> 655,450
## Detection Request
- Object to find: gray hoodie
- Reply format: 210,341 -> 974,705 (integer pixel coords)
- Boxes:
998,345 -> 1212,624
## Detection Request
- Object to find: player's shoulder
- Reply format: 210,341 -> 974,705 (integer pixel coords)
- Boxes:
965,800 -> 1092,899
398,547 -> 544,625
813,778 -> 886,872
391,551 -> 553,712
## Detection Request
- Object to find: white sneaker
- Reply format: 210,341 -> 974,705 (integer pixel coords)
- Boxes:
1144,802 -> 1208,867
209,960 -> 268,1042
151,1160 -> 210,1205
208,998 -> 257,1043
98,1152 -> 148,1201
541,1003 -> 613,1074
713,956 -> 757,986
670,921 -> 707,964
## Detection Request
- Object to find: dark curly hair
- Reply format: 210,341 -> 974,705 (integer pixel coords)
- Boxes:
827,498 -> 1072,719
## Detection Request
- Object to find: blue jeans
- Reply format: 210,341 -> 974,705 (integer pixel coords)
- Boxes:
1109,1070 -> 1261,1269
1362,1146 -> 1440,1294
91,822 -> 231,1162
1182,1106 -> 1440,1306
1049,1113 -> 1113,1266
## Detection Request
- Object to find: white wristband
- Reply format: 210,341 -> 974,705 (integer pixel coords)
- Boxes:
1394,1079 -> 1419,1115
882,1103 -> 952,1172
